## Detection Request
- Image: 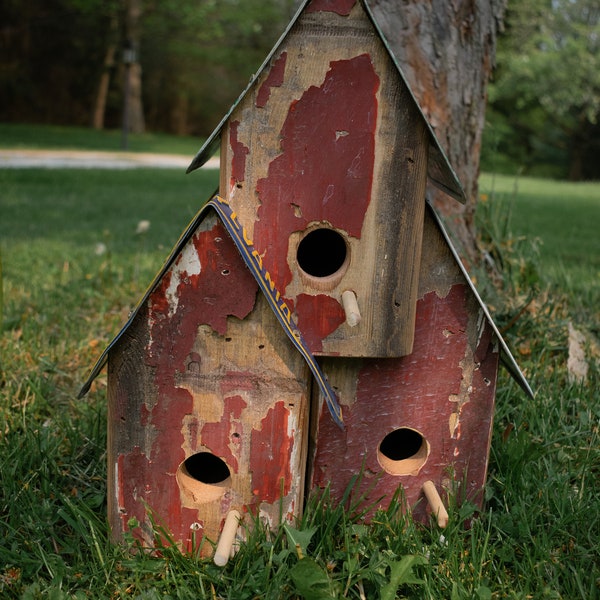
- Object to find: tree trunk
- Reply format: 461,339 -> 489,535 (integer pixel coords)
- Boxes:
124,0 -> 145,134
91,15 -> 118,130
171,92 -> 190,136
370,0 -> 507,263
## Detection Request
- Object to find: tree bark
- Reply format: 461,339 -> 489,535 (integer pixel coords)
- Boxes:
370,0 -> 507,262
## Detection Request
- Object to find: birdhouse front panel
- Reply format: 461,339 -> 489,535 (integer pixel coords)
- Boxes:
309,207 -> 500,522
218,0 -> 429,359
106,211 -> 311,553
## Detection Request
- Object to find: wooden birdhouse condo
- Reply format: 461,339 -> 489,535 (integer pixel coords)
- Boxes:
80,0 -> 532,559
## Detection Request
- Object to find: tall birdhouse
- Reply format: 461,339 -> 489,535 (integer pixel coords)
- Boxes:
80,0 -> 531,559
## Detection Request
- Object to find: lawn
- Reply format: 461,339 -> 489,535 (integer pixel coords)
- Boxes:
479,173 -> 600,321
0,140 -> 598,597
0,123 -> 204,156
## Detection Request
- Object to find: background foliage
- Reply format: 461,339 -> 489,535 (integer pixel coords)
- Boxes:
1,0 -> 598,179
0,0 -> 295,135
482,0 -> 600,180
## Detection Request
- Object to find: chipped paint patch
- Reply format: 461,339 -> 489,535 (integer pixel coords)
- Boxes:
200,395 -> 247,474
294,293 -> 346,352
448,353 -> 476,439
164,243 -> 202,317
256,52 -> 287,108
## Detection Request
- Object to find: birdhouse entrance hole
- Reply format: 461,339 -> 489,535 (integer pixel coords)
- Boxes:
296,228 -> 348,279
183,452 -> 231,484
377,427 -> 430,476
176,452 -> 232,505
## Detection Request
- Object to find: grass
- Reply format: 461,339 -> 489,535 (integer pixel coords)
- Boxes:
478,173 -> 600,324
0,122 -> 204,155
0,136 -> 599,597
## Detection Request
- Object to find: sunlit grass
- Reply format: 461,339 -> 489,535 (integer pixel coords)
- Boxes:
479,173 -> 600,322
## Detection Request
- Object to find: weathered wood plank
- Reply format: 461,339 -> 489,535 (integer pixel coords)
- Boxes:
309,206 -> 499,522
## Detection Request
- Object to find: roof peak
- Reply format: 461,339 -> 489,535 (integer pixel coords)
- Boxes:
186,0 -> 465,203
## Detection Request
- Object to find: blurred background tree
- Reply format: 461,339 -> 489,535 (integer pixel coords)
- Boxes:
0,0 -> 597,182
482,0 -> 600,180
0,0 -> 295,135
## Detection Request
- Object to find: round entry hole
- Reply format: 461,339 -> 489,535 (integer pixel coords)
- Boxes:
183,451 -> 231,484
297,228 -> 347,278
377,427 -> 429,476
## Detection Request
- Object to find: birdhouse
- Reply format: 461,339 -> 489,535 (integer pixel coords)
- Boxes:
80,0 -> 531,559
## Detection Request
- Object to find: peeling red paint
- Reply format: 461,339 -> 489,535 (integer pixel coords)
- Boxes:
307,0 -> 356,15
256,52 -> 287,108
201,394 -> 248,474
230,120 -> 249,186
254,54 -> 379,294
311,284 -> 499,521
149,271 -> 173,317
250,401 -> 293,503
295,293 -> 346,352
188,224 -> 258,335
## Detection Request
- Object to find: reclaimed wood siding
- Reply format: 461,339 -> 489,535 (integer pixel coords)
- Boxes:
309,206 -> 500,522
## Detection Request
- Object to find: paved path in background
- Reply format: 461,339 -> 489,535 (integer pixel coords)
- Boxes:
0,149 -> 219,169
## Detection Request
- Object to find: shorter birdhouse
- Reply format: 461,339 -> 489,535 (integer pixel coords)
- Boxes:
308,203 -> 532,524
80,0 -> 532,559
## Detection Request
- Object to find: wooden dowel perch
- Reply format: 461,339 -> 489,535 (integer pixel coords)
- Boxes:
342,290 -> 361,327
422,480 -> 448,528
213,509 -> 241,566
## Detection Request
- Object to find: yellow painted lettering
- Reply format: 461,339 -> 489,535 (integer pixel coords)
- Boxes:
251,249 -> 263,270
242,227 -> 253,247
264,270 -> 277,293
279,302 -> 292,325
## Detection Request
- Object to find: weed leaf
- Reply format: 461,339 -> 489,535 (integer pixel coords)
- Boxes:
290,557 -> 337,600
283,523 -> 316,557
476,585 -> 493,600
380,555 -> 427,600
